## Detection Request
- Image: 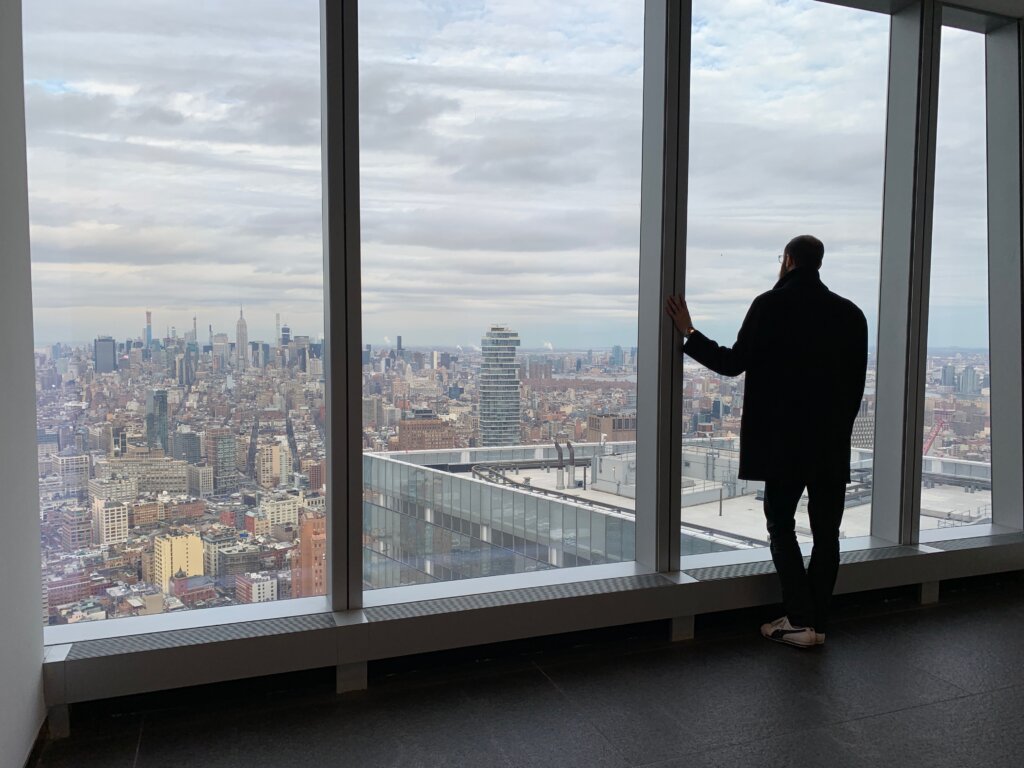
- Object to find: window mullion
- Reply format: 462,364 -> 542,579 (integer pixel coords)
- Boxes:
636,0 -> 691,572
872,0 -> 942,545
322,0 -> 363,611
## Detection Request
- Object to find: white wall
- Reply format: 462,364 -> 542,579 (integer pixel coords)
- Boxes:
0,0 -> 47,764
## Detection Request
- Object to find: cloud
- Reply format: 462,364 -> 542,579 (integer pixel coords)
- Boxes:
22,0 -> 989,349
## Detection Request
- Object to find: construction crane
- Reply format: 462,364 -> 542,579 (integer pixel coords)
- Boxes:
923,418 -> 946,455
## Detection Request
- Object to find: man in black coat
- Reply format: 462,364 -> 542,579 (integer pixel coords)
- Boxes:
665,235 -> 867,648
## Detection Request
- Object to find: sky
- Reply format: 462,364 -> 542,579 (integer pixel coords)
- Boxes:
22,0 -> 990,350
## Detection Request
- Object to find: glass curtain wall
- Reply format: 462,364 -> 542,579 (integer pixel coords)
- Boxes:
26,1 -> 326,625
919,26 -> 991,532
358,0 -> 644,589
682,0 -> 888,554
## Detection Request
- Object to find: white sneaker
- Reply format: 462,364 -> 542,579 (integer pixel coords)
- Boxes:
760,616 -> 817,648
815,632 -> 826,645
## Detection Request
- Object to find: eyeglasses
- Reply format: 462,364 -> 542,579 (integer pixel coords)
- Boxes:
777,254 -> 785,263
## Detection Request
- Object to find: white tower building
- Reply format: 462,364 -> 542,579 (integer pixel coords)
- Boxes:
479,325 -> 521,446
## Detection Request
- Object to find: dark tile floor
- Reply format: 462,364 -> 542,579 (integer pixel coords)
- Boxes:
33,572 -> 1024,768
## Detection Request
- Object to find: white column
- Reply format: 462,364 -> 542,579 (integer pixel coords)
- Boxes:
0,0 -> 47,760
985,20 -> 1024,531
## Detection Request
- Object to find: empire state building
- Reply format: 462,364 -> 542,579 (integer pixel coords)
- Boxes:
236,307 -> 249,371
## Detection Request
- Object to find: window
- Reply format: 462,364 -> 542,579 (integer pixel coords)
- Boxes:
919,25 -> 991,531
683,0 -> 888,554
358,0 -> 644,589
26,1 -> 326,624
5,0 -> 1023,718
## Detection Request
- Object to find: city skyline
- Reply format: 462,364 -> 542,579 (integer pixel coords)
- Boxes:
36,306 -> 989,355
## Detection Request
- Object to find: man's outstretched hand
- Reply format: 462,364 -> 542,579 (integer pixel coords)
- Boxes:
665,294 -> 693,337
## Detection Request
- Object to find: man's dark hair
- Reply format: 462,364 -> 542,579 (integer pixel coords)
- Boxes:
785,235 -> 824,270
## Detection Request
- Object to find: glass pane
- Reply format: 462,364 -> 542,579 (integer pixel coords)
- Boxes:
920,27 -> 991,531
359,0 -> 643,589
27,2 -> 325,624
681,0 -> 888,556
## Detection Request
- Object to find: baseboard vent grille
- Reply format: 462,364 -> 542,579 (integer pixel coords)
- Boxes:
927,533 -> 1024,551
683,559 -> 782,581
684,546 -> 924,581
363,573 -> 674,622
838,545 -> 924,563
67,613 -> 335,661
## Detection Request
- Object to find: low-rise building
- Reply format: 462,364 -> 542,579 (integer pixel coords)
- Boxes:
235,572 -> 278,603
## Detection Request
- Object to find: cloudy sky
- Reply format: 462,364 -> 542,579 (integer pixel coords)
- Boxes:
23,0 -> 988,350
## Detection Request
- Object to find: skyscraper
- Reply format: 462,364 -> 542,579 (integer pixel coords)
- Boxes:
171,428 -> 202,465
235,307 -> 248,371
145,389 -> 169,453
94,336 -> 117,373
205,428 -> 238,493
212,333 -> 230,369
479,325 -> 521,447
145,310 -> 153,348
959,365 -> 979,395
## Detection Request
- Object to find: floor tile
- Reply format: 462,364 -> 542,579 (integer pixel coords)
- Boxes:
729,623 -> 968,721
135,667 -> 627,768
536,639 -> 843,765
648,683 -> 1024,768
840,598 -> 1024,694
35,713 -> 141,768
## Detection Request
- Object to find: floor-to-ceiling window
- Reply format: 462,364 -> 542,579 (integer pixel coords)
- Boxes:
919,25 -> 991,532
358,0 -> 644,589
8,2 -> 1020,705
25,1 -> 327,624
682,0 -> 888,554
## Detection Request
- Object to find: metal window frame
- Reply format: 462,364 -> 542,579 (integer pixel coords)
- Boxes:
322,0 -> 364,611
872,0 -> 942,545
29,0 -> 1024,709
636,0 -> 690,572
985,17 -> 1024,531
871,0 -> 1024,545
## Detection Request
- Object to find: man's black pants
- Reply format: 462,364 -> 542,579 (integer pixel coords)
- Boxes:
762,478 -> 846,632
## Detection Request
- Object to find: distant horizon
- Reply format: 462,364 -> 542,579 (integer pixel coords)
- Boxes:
27,296 -> 992,353
35,333 -> 989,356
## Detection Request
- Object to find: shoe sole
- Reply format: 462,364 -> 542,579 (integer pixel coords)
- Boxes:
764,634 -> 816,649
761,629 -> 817,649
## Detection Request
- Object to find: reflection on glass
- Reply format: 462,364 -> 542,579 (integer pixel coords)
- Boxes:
359,1 -> 643,589
27,2 -> 326,624
682,0 -> 887,552
920,27 -> 991,531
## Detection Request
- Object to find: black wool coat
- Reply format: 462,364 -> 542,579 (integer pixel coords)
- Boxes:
682,267 -> 868,483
